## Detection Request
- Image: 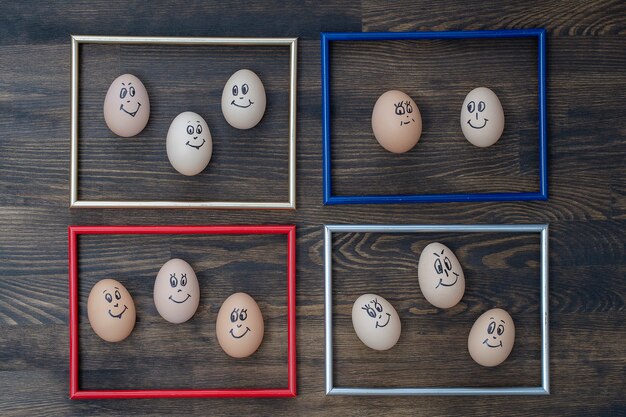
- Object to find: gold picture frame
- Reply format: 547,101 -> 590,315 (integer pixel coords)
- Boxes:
70,35 -> 297,209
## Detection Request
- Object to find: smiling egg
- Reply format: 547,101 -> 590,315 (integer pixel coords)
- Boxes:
216,292 -> 264,358
153,258 -> 200,324
221,69 -> 266,129
166,111 -> 213,176
87,279 -> 136,342
418,242 -> 465,309
468,308 -> 515,367
103,74 -> 150,137
460,87 -> 504,147
351,293 -> 401,350
371,90 -> 422,153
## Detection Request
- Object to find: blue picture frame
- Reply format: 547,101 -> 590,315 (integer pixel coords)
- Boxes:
321,29 -> 548,205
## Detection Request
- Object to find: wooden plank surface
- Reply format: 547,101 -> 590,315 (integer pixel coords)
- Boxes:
0,0 -> 625,415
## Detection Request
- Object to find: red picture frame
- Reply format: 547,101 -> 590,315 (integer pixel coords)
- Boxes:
68,225 -> 296,399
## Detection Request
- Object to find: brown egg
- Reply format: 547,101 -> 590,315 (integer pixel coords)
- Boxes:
216,292 -> 264,358
468,308 -> 515,367
460,87 -> 505,147
153,258 -> 200,324
371,90 -> 422,153
351,294 -> 401,350
87,279 -> 136,342
103,74 -> 150,137
418,242 -> 465,309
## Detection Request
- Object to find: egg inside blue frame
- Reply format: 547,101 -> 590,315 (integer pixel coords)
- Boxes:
321,28 -> 548,205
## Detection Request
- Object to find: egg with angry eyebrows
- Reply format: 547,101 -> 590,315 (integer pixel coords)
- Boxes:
351,294 -> 401,350
153,258 -> 200,324
418,242 -> 466,309
87,279 -> 136,342
216,292 -> 264,358
221,69 -> 266,129
103,73 -> 150,137
166,111 -> 213,176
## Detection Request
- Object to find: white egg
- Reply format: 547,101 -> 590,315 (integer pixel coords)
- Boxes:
221,69 -> 266,129
166,111 -> 212,176
460,87 -> 505,147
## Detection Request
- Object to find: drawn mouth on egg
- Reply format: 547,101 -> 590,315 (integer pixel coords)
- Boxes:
108,305 -> 128,319
436,272 -> 459,288
231,99 -> 254,108
400,118 -> 416,126
169,294 -> 191,304
375,313 -> 391,328
483,339 -> 503,348
230,327 -> 251,339
467,118 -> 488,129
185,138 -> 205,150
120,102 -> 141,117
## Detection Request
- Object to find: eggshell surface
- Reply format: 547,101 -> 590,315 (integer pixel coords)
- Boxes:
216,292 -> 264,358
221,69 -> 266,129
166,111 -> 212,176
468,308 -> 515,367
153,258 -> 200,324
103,74 -> 150,137
418,242 -> 465,309
352,293 -> 401,350
371,90 -> 422,153
460,87 -> 505,147
87,279 -> 136,342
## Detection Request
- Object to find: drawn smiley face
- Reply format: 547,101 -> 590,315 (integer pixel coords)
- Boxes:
167,272 -> 191,304
154,258 -> 200,324
216,293 -> 264,358
166,111 -> 213,176
184,120 -> 206,150
87,279 -> 136,342
103,73 -> 150,137
418,242 -> 466,309
468,308 -> 515,367
460,87 -> 505,147
351,293 -> 401,350
483,317 -> 506,348
221,69 -> 267,129
228,306 -> 250,339
361,297 -> 391,329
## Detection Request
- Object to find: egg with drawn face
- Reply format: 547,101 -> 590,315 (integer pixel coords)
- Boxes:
351,294 -> 401,350
153,258 -> 200,324
216,292 -> 264,358
418,242 -> 466,309
221,69 -> 266,129
87,279 -> 136,342
371,90 -> 422,153
166,111 -> 213,176
103,74 -> 150,137
468,308 -> 515,367
460,87 -> 505,147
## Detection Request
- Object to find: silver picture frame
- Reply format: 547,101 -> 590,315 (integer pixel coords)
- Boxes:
324,224 -> 550,396
70,35 -> 297,209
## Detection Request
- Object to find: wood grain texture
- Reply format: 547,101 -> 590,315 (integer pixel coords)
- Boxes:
0,0 -> 625,415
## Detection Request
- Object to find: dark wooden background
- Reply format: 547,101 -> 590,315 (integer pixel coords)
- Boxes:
0,0 -> 625,415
